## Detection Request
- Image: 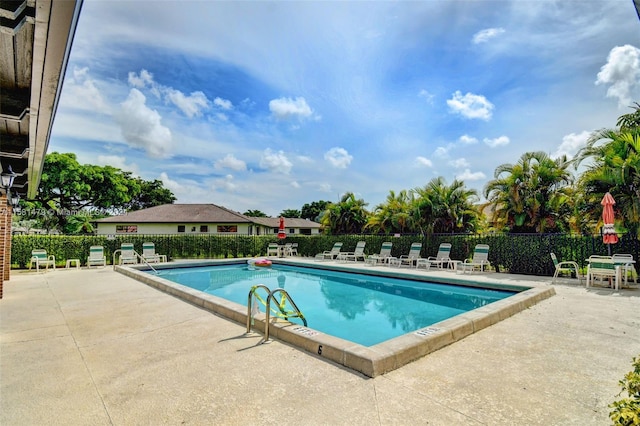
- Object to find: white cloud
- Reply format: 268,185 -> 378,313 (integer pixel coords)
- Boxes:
269,97 -> 314,120
447,91 -> 494,120
319,183 -> 332,192
415,156 -> 433,167
456,169 -> 486,181
215,154 -> 247,171
214,97 -> 233,110
159,172 -> 184,194
290,181 -> 301,188
213,174 -> 238,192
115,89 -> 172,158
60,67 -> 109,113
596,44 -> 640,107
128,69 -> 154,89
459,134 -> 478,144
483,136 -> 510,147
418,89 -> 435,103
96,155 -> 139,174
434,146 -> 450,158
553,131 -> 590,159
472,28 -> 505,44
165,89 -> 210,118
324,147 -> 353,168
449,158 -> 470,168
260,149 -> 292,174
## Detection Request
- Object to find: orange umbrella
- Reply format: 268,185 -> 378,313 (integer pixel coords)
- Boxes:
601,192 -> 618,245
278,216 -> 286,239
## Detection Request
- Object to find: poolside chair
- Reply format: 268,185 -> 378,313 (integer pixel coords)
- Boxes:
458,244 -> 491,274
142,242 -> 163,263
119,243 -> 139,265
87,245 -> 106,268
315,242 -> 343,261
29,249 -> 55,272
267,243 -> 279,257
612,253 -> 637,286
366,242 -> 393,266
550,253 -> 582,285
426,243 -> 452,269
337,241 -> 366,262
395,242 -> 423,268
289,243 -> 298,256
586,255 -> 619,290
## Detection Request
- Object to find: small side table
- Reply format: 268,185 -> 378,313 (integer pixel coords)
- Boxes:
66,259 -> 80,269
415,259 -> 430,270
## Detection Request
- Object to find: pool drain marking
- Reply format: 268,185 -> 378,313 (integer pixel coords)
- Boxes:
292,326 -> 319,336
415,327 -> 441,337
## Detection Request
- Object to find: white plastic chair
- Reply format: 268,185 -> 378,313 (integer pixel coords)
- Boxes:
612,254 -> 637,286
550,253 -> 582,285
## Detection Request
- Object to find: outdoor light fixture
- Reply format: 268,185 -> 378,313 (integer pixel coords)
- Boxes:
9,192 -> 20,208
1,165 -> 16,190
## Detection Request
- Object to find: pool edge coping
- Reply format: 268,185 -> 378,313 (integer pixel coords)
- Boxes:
115,259 -> 555,377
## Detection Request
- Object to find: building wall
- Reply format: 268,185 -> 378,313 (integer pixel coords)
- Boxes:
96,223 -> 252,235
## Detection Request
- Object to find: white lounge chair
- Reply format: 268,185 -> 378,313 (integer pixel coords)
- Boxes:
142,242 -> 165,263
612,254 -> 637,286
315,242 -> 343,261
550,253 -> 582,284
586,255 -> 619,290
426,243 -> 452,269
338,241 -> 366,262
266,243 -> 279,257
87,245 -> 106,268
119,243 -> 138,265
29,249 -> 55,272
458,244 -> 490,273
366,242 -> 393,265
394,242 -> 423,268
289,243 -> 298,256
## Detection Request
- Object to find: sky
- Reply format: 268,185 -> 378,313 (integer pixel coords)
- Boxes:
49,0 -> 640,217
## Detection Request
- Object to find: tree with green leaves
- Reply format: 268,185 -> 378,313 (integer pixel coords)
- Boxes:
243,209 -> 268,217
484,151 -> 573,233
321,192 -> 369,235
301,200 -> 330,222
22,152 -> 175,233
279,209 -> 301,218
366,190 -> 414,234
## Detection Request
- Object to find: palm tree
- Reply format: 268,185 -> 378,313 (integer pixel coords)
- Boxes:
366,190 -> 413,234
321,192 -> 369,234
574,128 -> 640,236
412,177 -> 480,235
484,151 -> 573,233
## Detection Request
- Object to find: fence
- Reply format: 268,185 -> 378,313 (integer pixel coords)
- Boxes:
10,233 -> 639,276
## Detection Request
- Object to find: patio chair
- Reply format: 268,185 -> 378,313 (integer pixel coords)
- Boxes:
394,242 -> 423,268
289,243 -> 298,256
458,244 -> 491,274
612,253 -> 637,285
550,253 -> 582,285
337,241 -> 366,262
29,249 -> 55,272
142,242 -> 164,263
366,242 -> 393,266
426,243 -> 452,269
266,243 -> 279,256
315,242 -> 343,261
586,255 -> 619,290
87,245 -> 106,268
119,243 -> 139,265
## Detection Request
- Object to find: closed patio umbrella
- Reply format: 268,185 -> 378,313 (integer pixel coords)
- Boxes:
278,216 -> 286,239
601,192 -> 618,254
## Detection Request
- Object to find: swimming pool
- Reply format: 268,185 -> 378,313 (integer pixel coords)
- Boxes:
118,259 -> 555,377
155,263 -> 515,346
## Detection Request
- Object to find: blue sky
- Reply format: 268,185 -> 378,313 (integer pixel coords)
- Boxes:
50,0 -> 640,217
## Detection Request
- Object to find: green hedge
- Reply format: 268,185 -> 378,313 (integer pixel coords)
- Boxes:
10,233 -> 638,276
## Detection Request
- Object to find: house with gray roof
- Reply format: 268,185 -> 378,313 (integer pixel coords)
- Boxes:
94,204 -> 322,236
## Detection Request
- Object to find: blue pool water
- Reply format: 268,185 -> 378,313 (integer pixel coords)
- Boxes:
155,264 -> 516,346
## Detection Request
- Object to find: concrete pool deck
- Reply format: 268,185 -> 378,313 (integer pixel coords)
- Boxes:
2,261 -> 639,425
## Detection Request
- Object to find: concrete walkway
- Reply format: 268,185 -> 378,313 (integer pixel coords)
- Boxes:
1,266 -> 639,425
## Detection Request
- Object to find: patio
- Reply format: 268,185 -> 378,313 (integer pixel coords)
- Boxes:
1,265 -> 639,425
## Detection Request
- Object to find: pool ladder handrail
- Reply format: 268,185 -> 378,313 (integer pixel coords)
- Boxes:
112,249 -> 158,273
246,285 -> 307,343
